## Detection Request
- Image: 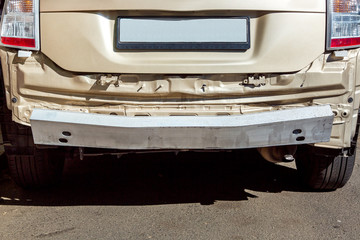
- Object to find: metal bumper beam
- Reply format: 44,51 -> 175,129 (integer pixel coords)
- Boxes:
30,105 -> 334,150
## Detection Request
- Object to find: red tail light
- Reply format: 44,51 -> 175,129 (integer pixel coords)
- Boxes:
0,0 -> 40,50
327,0 -> 360,50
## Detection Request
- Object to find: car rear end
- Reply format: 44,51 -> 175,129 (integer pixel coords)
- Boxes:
0,0 -> 359,190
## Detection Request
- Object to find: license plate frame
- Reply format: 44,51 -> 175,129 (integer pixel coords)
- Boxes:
116,17 -> 250,50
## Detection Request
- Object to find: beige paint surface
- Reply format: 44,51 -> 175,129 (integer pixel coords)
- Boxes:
40,0 -> 325,13
40,12 -> 325,74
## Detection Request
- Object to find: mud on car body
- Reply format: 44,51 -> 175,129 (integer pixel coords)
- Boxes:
0,0 -> 359,189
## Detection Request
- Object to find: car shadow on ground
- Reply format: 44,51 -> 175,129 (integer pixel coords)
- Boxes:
0,149 -> 308,206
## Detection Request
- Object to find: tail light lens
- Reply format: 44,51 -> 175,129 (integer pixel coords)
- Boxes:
0,0 -> 39,50
327,0 -> 360,50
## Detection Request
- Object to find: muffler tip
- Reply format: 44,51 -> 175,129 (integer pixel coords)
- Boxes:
258,146 -> 297,163
283,154 -> 295,162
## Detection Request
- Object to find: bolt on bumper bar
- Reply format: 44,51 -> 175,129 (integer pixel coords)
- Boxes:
30,105 -> 334,150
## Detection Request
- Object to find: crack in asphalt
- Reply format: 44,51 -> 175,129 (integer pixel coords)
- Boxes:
35,227 -> 76,238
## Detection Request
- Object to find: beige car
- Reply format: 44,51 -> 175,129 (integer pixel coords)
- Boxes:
0,0 -> 358,190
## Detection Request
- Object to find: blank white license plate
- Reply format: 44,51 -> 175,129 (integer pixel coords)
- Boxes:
116,17 -> 250,50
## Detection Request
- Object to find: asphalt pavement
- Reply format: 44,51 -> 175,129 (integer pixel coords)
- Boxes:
0,146 -> 359,239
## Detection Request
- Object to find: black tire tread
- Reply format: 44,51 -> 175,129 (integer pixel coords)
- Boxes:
296,110 -> 359,191
296,141 -> 356,190
0,100 -> 64,188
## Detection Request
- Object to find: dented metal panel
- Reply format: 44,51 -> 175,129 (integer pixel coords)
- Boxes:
30,105 -> 334,150
0,48 -> 357,149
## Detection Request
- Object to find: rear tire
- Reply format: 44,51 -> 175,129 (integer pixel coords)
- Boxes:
1,108 -> 64,188
295,145 -> 355,190
296,110 -> 359,191
7,148 -> 64,188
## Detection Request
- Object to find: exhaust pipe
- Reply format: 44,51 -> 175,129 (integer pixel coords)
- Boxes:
257,146 -> 297,163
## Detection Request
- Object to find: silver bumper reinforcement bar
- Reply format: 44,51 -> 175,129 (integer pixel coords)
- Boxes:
30,105 -> 334,150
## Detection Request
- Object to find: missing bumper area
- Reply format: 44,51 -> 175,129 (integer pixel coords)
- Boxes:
29,105 -> 334,150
